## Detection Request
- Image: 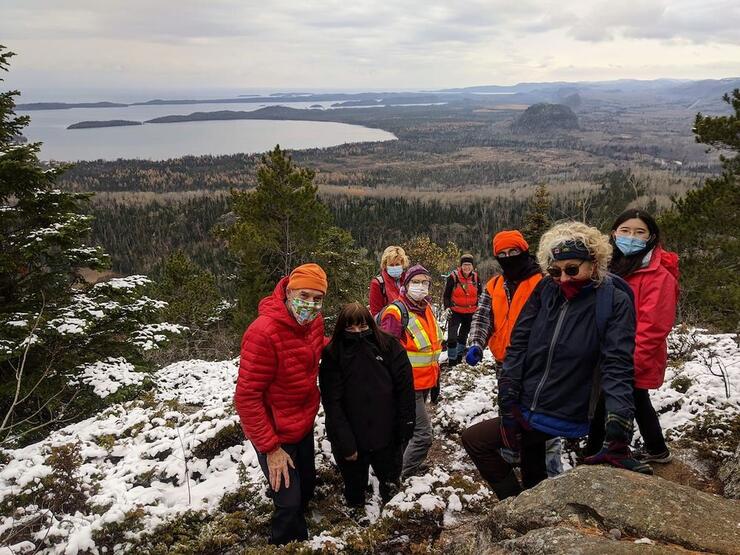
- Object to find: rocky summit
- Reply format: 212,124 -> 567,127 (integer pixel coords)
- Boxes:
442,465 -> 740,554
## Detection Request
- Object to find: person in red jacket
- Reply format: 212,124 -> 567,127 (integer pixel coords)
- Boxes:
369,245 -> 410,316
234,263 -> 328,545
586,209 -> 679,463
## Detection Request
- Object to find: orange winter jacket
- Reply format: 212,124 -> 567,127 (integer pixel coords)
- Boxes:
487,273 -> 542,362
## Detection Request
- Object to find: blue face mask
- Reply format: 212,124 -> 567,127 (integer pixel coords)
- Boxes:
386,265 -> 403,279
615,235 -> 648,256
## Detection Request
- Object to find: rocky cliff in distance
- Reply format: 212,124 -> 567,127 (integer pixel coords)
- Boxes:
513,102 -> 579,133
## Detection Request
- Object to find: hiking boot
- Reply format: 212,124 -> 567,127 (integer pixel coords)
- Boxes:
634,448 -> 672,464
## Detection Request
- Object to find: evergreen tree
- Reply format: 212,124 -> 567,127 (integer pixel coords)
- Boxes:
521,184 -> 552,250
154,251 -> 223,329
660,89 -> 740,331
222,145 -> 370,327
401,235 -> 461,307
0,46 -> 180,444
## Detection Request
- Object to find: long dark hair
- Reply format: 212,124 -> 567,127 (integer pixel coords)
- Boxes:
609,208 -> 661,277
327,302 -> 395,356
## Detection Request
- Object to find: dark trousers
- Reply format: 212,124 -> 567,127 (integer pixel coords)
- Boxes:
586,389 -> 668,456
334,443 -> 403,506
446,312 -> 473,361
461,417 -> 553,500
255,433 -> 316,546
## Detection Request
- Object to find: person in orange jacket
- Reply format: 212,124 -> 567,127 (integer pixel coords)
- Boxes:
378,265 -> 442,478
464,230 -> 563,478
465,231 -> 542,366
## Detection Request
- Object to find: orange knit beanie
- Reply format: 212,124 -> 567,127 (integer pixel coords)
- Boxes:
492,230 -> 529,256
288,263 -> 328,293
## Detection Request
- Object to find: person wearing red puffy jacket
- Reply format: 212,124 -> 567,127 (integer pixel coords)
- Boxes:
234,263 -> 328,545
587,209 -> 679,464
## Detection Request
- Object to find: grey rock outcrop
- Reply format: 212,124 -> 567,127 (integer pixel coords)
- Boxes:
719,442 -> 740,499
443,465 -> 740,554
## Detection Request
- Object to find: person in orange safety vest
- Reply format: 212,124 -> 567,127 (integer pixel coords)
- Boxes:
378,264 -> 442,478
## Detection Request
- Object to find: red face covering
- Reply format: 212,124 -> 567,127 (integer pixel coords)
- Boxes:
559,279 -> 591,300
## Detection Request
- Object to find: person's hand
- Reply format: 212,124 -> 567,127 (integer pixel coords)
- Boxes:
499,414 -> 522,453
465,346 -> 483,366
345,451 -> 358,461
267,447 -> 294,491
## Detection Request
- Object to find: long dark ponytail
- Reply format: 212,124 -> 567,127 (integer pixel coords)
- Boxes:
609,208 -> 661,277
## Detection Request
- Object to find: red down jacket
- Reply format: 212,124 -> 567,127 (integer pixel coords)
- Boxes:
234,276 -> 325,453
625,247 -> 680,389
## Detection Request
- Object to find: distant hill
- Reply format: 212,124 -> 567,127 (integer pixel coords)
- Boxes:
17,101 -> 128,111
513,103 -> 579,133
68,120 -> 142,129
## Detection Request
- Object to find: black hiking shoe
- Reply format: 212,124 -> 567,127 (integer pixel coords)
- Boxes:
634,448 -> 672,464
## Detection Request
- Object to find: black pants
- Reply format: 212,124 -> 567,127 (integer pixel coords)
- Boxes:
447,312 -> 473,360
334,443 -> 403,506
461,417 -> 553,500
586,389 -> 668,456
255,433 -> 316,546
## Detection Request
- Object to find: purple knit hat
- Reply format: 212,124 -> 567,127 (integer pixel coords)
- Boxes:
403,264 -> 431,287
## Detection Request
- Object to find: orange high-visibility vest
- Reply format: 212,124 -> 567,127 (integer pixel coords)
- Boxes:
450,269 -> 480,314
383,301 -> 442,390
487,273 -> 542,362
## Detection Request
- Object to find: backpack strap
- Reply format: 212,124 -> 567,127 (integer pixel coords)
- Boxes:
374,274 -> 386,300
595,273 -> 634,340
375,299 -> 410,331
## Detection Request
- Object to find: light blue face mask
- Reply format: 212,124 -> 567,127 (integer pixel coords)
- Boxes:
615,235 -> 648,256
386,265 -> 403,279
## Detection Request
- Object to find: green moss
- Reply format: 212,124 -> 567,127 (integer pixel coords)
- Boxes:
92,506 -> 146,552
192,422 -> 244,460
670,375 -> 693,394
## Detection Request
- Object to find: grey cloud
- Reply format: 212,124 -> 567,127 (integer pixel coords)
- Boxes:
568,0 -> 740,45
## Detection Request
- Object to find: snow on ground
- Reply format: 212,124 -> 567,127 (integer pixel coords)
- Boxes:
0,327 -> 737,554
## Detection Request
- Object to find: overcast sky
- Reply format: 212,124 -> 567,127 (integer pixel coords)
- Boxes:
2,0 -> 739,100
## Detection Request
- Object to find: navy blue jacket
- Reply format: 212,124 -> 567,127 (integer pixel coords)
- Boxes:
500,276 -> 635,425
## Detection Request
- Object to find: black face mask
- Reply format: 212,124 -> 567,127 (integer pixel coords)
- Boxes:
497,252 -> 532,282
343,329 -> 373,341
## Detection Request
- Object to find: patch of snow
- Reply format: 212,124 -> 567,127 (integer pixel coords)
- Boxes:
70,357 -> 145,398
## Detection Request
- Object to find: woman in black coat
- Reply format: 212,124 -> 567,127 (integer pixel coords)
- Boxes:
320,302 -> 416,507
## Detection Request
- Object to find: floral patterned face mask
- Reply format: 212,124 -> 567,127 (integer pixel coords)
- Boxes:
290,297 -> 322,325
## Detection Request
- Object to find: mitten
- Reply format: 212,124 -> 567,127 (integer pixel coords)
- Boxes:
465,346 -> 483,366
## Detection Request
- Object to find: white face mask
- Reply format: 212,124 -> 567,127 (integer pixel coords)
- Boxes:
406,283 -> 429,301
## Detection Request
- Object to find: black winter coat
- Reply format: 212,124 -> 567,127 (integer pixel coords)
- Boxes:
501,277 -> 636,424
319,333 -> 415,458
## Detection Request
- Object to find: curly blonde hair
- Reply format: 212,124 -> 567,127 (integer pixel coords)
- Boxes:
380,246 -> 410,270
537,221 -> 613,283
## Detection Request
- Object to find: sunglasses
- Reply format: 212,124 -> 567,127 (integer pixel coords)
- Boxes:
546,260 -> 586,278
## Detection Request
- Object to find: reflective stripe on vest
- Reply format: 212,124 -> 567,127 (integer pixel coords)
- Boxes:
400,304 -> 442,390
487,273 -> 542,362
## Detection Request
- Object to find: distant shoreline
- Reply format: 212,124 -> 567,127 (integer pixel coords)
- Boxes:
68,120 -> 142,129
64,106 -> 398,129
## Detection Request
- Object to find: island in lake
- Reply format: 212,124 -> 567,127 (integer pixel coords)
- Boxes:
68,120 -> 142,129
18,101 -> 128,110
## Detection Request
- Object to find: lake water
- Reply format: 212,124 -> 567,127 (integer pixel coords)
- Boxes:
18,100 -> 397,161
